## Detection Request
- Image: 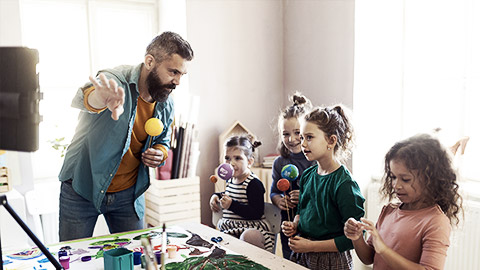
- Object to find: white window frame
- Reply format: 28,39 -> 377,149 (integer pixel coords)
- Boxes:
20,0 -> 159,181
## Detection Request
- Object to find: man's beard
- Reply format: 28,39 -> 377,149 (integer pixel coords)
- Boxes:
146,70 -> 176,103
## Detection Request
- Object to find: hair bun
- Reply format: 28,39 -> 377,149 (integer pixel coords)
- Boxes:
252,141 -> 262,149
292,93 -> 307,107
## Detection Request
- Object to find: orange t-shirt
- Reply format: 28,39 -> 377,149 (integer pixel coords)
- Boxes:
108,96 -> 155,192
83,88 -> 168,192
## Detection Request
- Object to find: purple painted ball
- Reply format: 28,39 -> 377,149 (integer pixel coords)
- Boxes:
216,163 -> 234,180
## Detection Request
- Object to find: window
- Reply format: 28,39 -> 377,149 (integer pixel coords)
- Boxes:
20,0 -> 158,180
353,0 -> 480,184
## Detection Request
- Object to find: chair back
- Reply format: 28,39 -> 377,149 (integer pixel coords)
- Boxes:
211,203 -> 223,228
212,202 -> 281,230
263,202 -> 281,234
211,202 -> 282,253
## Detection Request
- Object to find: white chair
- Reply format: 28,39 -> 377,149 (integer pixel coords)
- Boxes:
24,181 -> 60,245
212,202 -> 282,253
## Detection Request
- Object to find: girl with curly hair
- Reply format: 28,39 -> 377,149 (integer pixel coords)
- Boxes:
344,133 -> 463,270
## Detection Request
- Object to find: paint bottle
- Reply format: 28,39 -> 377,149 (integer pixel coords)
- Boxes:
59,256 -> 70,269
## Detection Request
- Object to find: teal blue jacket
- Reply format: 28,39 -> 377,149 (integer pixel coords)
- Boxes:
58,64 -> 174,219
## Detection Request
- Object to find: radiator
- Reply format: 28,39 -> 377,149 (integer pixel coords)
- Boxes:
366,181 -> 480,270
444,200 -> 480,270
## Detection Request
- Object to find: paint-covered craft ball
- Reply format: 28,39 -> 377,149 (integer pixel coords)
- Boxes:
216,163 -> 234,180
281,164 -> 299,181
210,175 -> 218,183
144,118 -> 164,136
277,179 -> 290,192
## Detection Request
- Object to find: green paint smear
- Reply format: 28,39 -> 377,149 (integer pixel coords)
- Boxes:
55,227 -> 155,246
165,254 -> 269,270
89,238 -> 131,246
133,232 -> 188,240
95,249 -> 104,259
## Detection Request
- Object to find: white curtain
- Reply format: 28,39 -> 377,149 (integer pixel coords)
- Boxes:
353,0 -> 480,184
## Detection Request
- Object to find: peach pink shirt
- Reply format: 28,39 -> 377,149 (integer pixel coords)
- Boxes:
368,203 -> 451,270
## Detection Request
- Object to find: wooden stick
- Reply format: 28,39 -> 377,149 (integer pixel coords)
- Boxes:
283,192 -> 290,222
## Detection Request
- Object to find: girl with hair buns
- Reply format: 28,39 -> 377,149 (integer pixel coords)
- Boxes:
209,134 -> 275,252
270,92 -> 316,259
282,104 -> 365,270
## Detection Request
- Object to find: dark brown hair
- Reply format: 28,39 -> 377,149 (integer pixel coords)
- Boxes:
277,92 -> 312,158
146,31 -> 194,63
225,134 -> 261,159
381,133 -> 463,225
304,104 -> 354,163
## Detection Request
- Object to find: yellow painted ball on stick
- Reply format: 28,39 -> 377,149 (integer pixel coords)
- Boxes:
144,118 -> 164,136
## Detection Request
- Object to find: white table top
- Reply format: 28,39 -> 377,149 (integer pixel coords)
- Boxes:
2,222 -> 307,270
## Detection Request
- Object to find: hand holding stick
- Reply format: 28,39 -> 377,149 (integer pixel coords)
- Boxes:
277,178 -> 291,222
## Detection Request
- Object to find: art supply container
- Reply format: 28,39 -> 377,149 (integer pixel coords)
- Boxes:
133,251 -> 142,265
81,256 -> 91,262
59,256 -> 70,269
103,248 -> 133,270
58,249 -> 67,259
154,251 -> 162,264
167,245 -> 177,259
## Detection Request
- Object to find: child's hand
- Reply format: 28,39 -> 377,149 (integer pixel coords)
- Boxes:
344,217 -> 364,241
360,218 -> 388,254
288,235 -> 312,253
273,195 -> 293,211
271,195 -> 285,210
209,195 -> 221,212
219,194 -> 232,209
289,190 -> 300,205
281,221 -> 297,237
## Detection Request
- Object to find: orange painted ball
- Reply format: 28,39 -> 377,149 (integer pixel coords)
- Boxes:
277,178 -> 290,192
210,175 -> 218,183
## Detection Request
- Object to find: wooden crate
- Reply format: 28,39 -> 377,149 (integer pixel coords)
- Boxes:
145,176 -> 200,227
0,167 -> 11,193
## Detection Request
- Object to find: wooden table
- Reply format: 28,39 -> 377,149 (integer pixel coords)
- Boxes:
2,222 -> 307,270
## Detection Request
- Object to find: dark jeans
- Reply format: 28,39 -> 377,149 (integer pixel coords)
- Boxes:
59,180 -> 144,241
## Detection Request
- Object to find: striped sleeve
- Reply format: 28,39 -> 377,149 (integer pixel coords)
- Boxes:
83,86 -> 107,113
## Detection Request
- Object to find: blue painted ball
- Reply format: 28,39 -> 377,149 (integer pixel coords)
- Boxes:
281,164 -> 299,181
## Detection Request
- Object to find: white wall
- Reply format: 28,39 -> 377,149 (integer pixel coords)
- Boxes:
186,0 -> 354,225
186,0 -> 285,224
284,0 -> 354,108
0,0 -> 22,46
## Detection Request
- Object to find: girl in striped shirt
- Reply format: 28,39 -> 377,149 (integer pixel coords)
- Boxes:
209,135 -> 275,252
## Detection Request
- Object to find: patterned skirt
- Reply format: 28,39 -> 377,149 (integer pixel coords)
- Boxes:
217,218 -> 275,253
290,250 -> 353,270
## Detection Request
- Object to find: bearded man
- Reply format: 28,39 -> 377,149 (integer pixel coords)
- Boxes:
58,32 -> 194,241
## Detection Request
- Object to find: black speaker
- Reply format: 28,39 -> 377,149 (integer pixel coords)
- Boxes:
0,47 -> 42,152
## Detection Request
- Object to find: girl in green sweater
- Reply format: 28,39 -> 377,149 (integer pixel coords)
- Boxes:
281,105 -> 365,270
